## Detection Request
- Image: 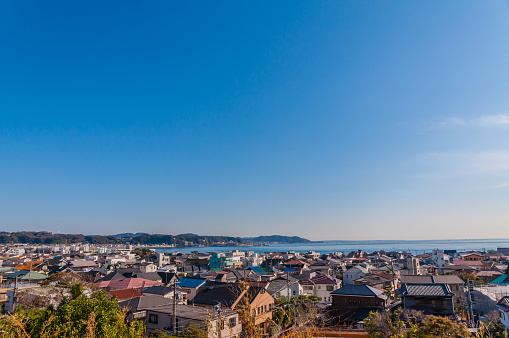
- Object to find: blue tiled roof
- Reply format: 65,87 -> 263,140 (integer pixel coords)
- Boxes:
490,274 -> 509,286
6,270 -> 29,278
176,277 -> 207,288
246,266 -> 266,275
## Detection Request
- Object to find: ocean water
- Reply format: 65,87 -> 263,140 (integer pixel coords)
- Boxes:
153,238 -> 509,255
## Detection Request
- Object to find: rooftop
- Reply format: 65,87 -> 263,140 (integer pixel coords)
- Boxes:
400,283 -> 454,297
331,284 -> 387,299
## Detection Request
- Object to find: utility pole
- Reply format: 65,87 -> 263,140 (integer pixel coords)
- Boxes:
390,259 -> 396,299
467,279 -> 476,328
293,299 -> 297,329
286,271 -> 290,301
173,280 -> 177,334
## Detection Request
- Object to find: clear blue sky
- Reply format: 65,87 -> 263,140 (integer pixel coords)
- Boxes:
2,1 -> 509,240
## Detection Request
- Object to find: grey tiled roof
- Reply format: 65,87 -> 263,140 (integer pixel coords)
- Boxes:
266,278 -> 299,296
400,275 -> 464,285
331,284 -> 387,299
118,295 -> 173,312
400,283 -> 454,297
400,275 -> 433,284
141,285 -> 174,296
432,275 -> 464,284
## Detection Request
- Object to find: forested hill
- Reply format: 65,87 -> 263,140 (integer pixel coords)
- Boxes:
242,235 -> 312,243
0,231 -> 122,244
0,231 -> 242,246
0,231 -> 310,246
126,233 -> 243,246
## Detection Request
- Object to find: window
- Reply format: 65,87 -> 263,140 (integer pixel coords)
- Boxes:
326,286 -> 333,291
229,317 -> 236,328
148,314 -> 158,324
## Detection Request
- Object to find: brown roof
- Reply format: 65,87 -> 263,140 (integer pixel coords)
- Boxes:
400,275 -> 464,285
453,260 -> 483,266
284,259 -> 308,266
109,288 -> 143,300
373,272 -> 397,281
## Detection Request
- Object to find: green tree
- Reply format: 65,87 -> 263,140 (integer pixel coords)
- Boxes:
69,283 -> 83,300
0,291 -> 145,338
364,308 -> 405,338
458,272 -> 482,283
411,315 -> 470,338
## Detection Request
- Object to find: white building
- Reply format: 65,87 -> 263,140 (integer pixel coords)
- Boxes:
343,265 -> 369,285
242,253 -> 264,267
6,247 -> 25,257
496,296 -> 509,335
301,275 -> 342,302
432,249 -> 450,269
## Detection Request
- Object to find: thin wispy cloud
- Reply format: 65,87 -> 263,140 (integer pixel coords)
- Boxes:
479,114 -> 509,125
437,117 -> 466,127
416,151 -> 509,178
437,114 -> 509,128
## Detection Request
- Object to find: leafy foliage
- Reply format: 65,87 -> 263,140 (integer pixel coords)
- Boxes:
150,323 -> 208,338
364,308 -> 406,338
0,290 -> 145,338
273,295 -> 319,329
457,272 -> 482,283
365,309 -> 473,338
410,315 -> 471,338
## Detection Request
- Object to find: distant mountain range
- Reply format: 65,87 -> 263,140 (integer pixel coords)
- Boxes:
112,233 -> 312,244
242,235 -> 312,244
112,233 -> 149,238
0,231 -> 311,246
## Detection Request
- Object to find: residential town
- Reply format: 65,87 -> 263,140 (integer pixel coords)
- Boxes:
2,242 -> 509,337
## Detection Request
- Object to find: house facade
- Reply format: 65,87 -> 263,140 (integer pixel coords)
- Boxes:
301,274 -> 342,302
330,284 -> 387,321
146,304 -> 242,338
496,296 -> 509,335
399,283 -> 455,316
343,266 -> 368,285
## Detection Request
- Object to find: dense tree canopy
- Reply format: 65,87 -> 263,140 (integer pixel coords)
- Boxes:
0,290 -> 145,338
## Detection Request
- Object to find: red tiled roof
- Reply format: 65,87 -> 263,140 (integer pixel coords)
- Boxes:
98,277 -> 162,290
109,288 -> 143,300
284,260 -> 308,265
476,270 -> 503,277
302,275 -> 337,285
453,260 -> 483,266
